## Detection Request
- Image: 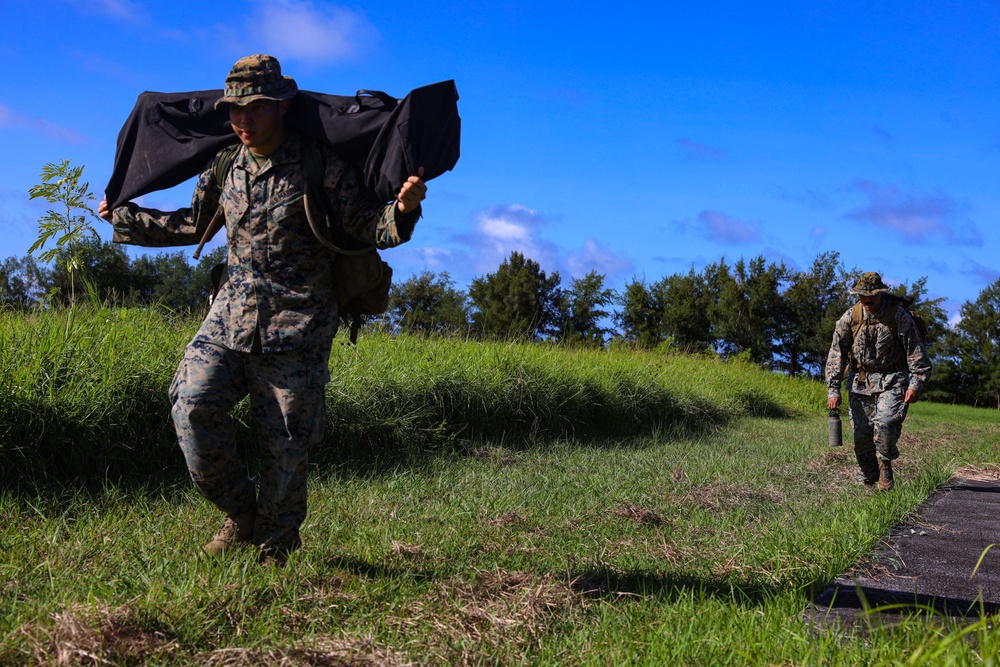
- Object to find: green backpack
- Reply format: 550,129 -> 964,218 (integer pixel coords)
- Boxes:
207,141 -> 392,344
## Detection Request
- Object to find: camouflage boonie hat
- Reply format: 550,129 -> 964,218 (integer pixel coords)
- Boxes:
214,54 -> 298,109
849,272 -> 891,296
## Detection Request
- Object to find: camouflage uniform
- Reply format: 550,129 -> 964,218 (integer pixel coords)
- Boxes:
111,66 -> 415,553
824,274 -> 932,484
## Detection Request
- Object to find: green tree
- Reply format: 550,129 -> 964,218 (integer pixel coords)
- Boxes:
28,160 -> 100,305
707,256 -> 787,366
0,255 -> 51,309
929,279 -> 1000,407
49,238 -> 131,307
656,268 -> 713,352
615,278 -> 664,348
777,252 -> 854,377
469,251 -> 561,340
553,271 -> 616,346
387,270 -> 470,335
128,248 -> 221,313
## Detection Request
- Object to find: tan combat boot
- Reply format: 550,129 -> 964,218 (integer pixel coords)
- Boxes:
877,459 -> 894,491
202,510 -> 256,556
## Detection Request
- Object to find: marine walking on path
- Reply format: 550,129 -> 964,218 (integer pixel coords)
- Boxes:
824,272 -> 932,491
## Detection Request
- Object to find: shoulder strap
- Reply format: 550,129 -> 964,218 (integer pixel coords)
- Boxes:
850,302 -> 863,341
193,144 -> 240,260
214,143 -> 241,190
300,139 -> 325,193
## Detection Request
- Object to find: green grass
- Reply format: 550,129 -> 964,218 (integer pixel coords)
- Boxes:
0,307 -> 997,665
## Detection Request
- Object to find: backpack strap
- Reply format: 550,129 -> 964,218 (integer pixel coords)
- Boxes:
193,143 -> 241,260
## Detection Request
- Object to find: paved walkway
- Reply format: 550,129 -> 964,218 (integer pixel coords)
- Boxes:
804,470 -> 1000,629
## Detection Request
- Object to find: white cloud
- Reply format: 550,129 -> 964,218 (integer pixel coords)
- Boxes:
449,204 -> 556,274
248,0 -> 378,63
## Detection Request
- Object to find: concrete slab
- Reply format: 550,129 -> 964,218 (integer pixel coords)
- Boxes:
804,471 -> 1000,630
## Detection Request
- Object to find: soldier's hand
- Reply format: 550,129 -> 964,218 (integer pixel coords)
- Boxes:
97,197 -> 113,222
396,167 -> 426,214
827,396 -> 841,410
904,389 -> 919,404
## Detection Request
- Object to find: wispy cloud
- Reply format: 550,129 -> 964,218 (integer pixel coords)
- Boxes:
63,0 -> 143,23
697,210 -> 761,244
771,186 -> 833,211
762,247 -> 798,272
846,180 -> 982,246
676,138 -> 728,161
455,204 -> 559,274
962,258 -> 1000,286
246,0 -> 379,63
566,239 -> 632,279
0,103 -> 87,145
872,124 -> 893,142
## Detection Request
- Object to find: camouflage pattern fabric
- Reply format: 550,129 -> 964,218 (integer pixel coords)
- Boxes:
848,384 -> 907,478
169,339 -> 331,550
215,54 -> 298,109
849,271 -> 891,295
112,133 -> 410,353
825,299 -> 931,398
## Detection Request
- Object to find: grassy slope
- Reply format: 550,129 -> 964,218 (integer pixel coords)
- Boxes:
0,308 -> 997,665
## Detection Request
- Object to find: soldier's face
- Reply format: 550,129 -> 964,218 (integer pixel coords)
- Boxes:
230,99 -> 289,156
859,293 -> 882,314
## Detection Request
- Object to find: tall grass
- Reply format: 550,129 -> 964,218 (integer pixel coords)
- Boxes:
0,307 -> 186,486
0,307 -> 825,486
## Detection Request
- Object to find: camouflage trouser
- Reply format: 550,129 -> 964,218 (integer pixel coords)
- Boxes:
169,339 -> 331,550
848,385 -> 908,481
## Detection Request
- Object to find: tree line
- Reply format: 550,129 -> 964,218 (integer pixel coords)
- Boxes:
2,239 -> 998,408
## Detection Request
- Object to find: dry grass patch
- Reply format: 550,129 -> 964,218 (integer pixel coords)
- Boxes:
612,503 -> 669,527
394,570 -> 586,665
679,481 -> 786,511
953,465 -> 1000,482
806,449 -> 863,488
897,431 -> 969,454
485,511 -> 527,528
17,602 -> 178,666
197,635 -> 412,667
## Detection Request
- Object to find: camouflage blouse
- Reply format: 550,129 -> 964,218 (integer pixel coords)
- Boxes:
112,133 -> 412,353
824,300 -> 932,398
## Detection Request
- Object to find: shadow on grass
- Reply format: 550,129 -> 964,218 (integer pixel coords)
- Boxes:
568,566 -> 787,609
321,553 -> 439,584
1,382 -> 797,498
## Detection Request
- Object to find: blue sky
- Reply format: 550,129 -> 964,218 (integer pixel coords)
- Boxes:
2,0 -> 999,321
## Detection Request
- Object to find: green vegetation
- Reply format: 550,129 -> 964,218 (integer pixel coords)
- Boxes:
1,307 -> 997,665
27,160 -> 102,306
